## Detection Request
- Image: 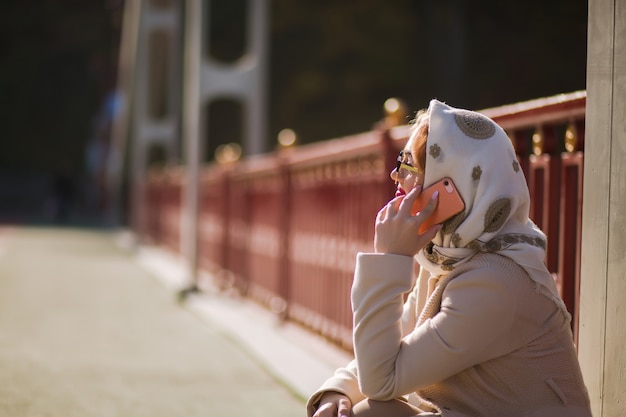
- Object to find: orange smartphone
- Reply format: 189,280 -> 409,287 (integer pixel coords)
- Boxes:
410,177 -> 465,233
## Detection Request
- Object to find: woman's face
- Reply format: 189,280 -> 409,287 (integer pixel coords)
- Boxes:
389,135 -> 425,197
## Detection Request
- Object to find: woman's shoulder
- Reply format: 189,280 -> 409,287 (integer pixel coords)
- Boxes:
434,253 -> 556,346
450,252 -> 528,283
444,252 -> 537,301
446,252 -> 557,322
466,251 -> 525,271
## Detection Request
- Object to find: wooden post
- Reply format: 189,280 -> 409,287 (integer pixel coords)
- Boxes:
578,0 -> 626,415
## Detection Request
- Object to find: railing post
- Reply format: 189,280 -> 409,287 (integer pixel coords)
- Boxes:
528,125 -> 561,276
558,120 -> 585,343
378,122 -> 398,198
220,168 -> 232,280
544,126 -> 562,278
559,150 -> 584,342
278,155 -> 292,320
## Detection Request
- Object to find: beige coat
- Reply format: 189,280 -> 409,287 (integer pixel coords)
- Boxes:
306,252 -> 592,417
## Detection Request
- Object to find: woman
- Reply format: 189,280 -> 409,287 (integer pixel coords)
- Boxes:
306,100 -> 592,417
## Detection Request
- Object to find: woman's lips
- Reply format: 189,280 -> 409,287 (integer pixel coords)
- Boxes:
395,187 -> 406,197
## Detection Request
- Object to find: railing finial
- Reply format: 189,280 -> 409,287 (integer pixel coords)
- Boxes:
278,128 -> 297,149
564,122 -> 578,153
215,143 -> 243,164
532,129 -> 544,156
384,97 -> 408,127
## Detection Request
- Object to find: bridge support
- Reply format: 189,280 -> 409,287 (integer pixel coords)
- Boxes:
181,0 -> 268,290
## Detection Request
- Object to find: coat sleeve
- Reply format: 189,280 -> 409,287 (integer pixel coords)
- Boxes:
306,256 -> 421,416
351,252 -> 517,400
305,358 -> 365,417
401,284 -> 418,336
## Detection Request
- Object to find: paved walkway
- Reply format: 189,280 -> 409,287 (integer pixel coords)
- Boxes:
0,227 -> 352,417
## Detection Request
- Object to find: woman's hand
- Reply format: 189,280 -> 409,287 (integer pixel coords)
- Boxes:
374,186 -> 441,256
313,391 -> 352,417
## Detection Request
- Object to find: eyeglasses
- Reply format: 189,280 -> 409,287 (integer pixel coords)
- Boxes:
394,150 -> 422,180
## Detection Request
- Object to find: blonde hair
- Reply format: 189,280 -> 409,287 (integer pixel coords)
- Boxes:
410,109 -> 429,174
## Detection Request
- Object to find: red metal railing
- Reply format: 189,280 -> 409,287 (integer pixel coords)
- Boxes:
141,91 -> 586,350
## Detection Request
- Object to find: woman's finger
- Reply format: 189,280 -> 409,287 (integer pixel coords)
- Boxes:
382,195 -> 404,219
376,204 -> 388,223
337,397 -> 351,417
419,223 -> 442,241
397,185 -> 422,216
414,190 -> 439,222
312,402 -> 333,417
376,197 -> 398,222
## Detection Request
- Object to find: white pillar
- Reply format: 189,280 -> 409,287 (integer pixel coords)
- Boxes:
110,0 -> 181,232
180,0 -> 269,286
578,0 -> 626,415
181,0 -> 203,286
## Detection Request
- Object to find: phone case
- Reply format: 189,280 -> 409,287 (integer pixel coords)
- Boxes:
410,177 -> 465,233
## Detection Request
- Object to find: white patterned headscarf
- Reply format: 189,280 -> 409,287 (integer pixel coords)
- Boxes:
414,99 -> 569,318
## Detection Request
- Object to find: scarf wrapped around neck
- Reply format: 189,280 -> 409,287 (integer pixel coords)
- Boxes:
414,99 -> 569,319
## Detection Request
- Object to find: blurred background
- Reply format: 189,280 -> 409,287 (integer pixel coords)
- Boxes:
0,0 -> 587,227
